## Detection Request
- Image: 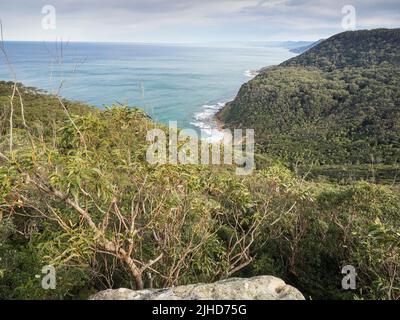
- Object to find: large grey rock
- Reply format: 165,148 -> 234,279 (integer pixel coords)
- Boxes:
89,276 -> 305,300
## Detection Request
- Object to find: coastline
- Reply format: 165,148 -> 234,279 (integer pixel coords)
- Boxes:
209,66 -> 276,137
192,67 -> 263,143
214,99 -> 233,131
214,111 -> 225,131
190,100 -> 231,143
243,69 -> 261,78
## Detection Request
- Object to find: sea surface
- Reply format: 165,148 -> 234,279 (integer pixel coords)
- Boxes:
0,41 -> 295,141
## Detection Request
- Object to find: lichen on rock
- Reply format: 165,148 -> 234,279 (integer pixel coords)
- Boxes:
89,276 -> 305,300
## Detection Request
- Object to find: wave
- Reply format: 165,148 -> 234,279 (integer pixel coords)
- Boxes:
193,108 -> 216,121
243,69 -> 259,78
191,102 -> 228,143
191,68 -> 257,138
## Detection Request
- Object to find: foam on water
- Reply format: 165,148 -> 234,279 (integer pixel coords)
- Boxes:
243,70 -> 259,78
191,101 -> 230,143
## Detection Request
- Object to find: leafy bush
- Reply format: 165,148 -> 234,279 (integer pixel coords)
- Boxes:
246,180 -> 400,300
1,77 -> 399,300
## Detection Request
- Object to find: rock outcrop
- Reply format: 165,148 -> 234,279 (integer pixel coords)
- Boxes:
89,276 -> 305,300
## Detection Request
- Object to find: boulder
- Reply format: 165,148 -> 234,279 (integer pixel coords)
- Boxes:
89,276 -> 305,300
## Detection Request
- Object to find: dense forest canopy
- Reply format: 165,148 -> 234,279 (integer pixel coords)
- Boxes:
283,29 -> 400,70
218,29 -> 400,173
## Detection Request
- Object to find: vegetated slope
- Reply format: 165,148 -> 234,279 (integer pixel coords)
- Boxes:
283,29 -> 400,70
0,81 -> 95,137
0,83 -> 399,300
218,29 -> 400,173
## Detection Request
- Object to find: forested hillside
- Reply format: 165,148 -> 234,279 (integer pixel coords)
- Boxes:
283,29 -> 400,70
0,80 -> 399,300
218,29 -> 400,180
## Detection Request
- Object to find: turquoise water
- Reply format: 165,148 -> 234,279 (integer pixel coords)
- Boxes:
0,41 -> 295,138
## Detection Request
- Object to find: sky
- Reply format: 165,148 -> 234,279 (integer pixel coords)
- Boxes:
0,0 -> 399,43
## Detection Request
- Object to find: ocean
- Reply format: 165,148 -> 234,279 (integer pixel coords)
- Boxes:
0,41 -> 295,140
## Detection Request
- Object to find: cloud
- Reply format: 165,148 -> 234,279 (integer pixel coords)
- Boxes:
0,0 -> 399,42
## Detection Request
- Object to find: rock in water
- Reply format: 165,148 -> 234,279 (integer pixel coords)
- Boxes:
89,276 -> 305,300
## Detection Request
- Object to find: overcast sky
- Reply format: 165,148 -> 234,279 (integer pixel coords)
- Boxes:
0,0 -> 399,43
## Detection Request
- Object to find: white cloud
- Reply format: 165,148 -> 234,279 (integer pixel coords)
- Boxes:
0,0 -> 398,42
